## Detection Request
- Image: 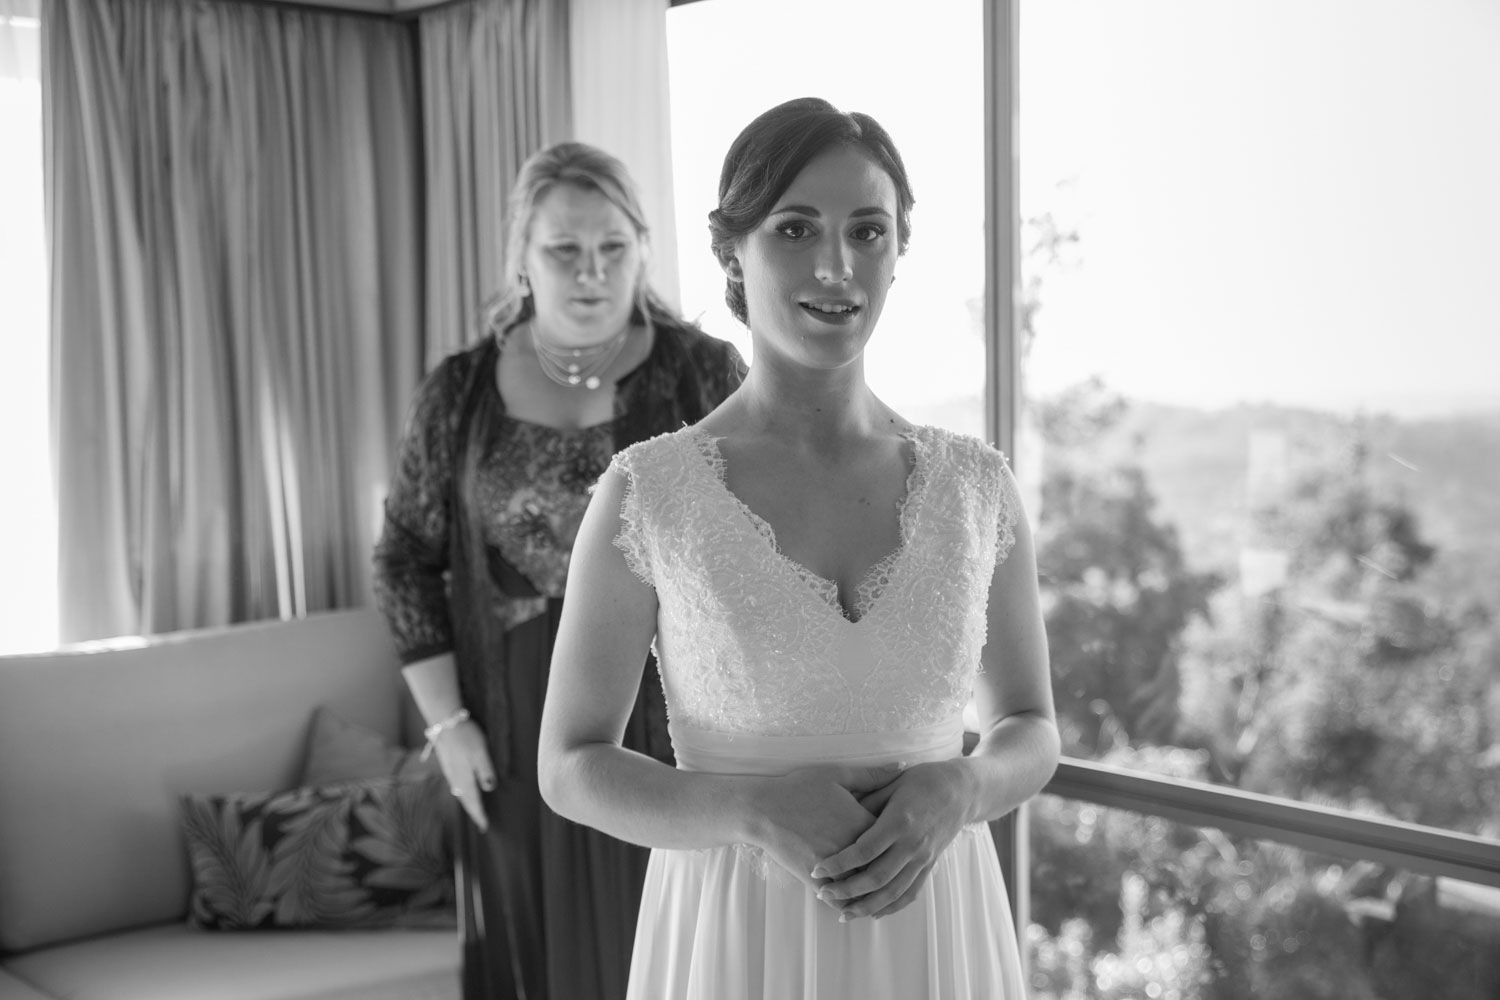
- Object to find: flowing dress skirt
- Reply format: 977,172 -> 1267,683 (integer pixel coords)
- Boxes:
626,719 -> 1027,1000
458,599 -> 663,1000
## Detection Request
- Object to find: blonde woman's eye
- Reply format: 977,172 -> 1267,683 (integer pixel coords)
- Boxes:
602,242 -> 629,257
548,245 -> 580,261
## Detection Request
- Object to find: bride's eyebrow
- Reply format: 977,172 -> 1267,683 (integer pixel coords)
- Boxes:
768,205 -> 893,219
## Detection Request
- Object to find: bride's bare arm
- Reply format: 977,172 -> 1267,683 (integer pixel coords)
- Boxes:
538,468 -> 896,885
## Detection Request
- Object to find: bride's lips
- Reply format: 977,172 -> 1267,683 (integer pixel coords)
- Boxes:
798,298 -> 862,324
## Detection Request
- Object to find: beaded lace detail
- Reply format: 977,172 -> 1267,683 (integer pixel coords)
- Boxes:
687,428 -> 923,624
610,425 -> 1021,738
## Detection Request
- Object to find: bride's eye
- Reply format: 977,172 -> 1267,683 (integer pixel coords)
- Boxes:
775,221 -> 812,240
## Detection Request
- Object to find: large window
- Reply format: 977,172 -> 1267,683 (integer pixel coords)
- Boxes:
1019,0 -> 1500,993
1019,0 -> 1500,839
667,0 -> 987,437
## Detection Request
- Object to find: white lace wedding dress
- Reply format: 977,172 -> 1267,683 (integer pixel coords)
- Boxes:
609,424 -> 1027,1000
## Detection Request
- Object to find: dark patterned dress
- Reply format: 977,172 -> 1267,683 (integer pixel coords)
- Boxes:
373,323 -> 744,1000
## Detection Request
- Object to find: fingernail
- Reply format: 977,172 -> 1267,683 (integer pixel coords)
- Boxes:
810,866 -> 828,879
839,912 -> 852,924
816,889 -> 833,901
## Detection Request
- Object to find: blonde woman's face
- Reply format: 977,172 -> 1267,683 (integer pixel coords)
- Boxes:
522,184 -> 644,347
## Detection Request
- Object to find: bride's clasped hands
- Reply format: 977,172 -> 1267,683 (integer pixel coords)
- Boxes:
746,761 -> 906,897
812,760 -> 975,922
750,759 -> 975,923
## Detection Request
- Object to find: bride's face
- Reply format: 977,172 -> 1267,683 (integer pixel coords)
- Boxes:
727,145 -> 900,372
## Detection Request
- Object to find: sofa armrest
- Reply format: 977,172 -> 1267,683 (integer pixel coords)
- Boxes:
0,966 -> 53,1000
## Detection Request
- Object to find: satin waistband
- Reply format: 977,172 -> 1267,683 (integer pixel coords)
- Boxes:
670,717 -> 965,777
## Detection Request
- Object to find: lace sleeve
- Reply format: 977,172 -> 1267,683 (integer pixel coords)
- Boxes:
606,450 -> 655,589
371,358 -> 465,663
994,452 -> 1023,567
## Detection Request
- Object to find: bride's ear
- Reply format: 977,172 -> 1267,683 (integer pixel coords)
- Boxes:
720,251 -> 744,284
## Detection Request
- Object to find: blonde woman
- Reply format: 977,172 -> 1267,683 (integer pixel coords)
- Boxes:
374,142 -> 744,1000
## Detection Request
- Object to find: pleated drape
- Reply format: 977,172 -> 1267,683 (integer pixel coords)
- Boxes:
569,0 -> 681,309
418,0 -> 570,367
44,0 -> 422,642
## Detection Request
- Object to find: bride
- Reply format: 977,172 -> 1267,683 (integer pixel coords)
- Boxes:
538,97 -> 1059,999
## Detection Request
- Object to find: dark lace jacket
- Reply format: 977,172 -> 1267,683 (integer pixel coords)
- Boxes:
372,324 -> 746,775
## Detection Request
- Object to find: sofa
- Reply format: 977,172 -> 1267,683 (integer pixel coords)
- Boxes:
0,608 -> 461,1000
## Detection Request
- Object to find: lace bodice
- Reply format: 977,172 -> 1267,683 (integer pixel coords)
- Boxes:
609,425 -> 1022,737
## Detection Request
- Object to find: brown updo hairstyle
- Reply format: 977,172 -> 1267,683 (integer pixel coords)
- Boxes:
708,97 -> 916,326
484,141 -> 693,340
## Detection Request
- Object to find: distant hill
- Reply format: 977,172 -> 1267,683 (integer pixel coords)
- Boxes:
1088,401 -> 1500,614
899,393 -> 1500,613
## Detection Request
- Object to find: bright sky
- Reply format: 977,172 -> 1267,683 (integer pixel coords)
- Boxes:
667,0 -> 988,432
668,0 -> 1500,418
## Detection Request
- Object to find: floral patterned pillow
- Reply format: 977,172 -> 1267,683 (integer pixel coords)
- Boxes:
180,775 -> 455,930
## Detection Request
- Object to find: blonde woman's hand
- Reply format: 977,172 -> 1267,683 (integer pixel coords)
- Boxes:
808,761 -> 971,921
429,720 -> 497,832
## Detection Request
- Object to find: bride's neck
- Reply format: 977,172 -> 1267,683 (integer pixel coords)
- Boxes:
734,360 -> 885,448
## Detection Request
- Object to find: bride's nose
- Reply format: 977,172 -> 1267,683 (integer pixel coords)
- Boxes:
814,235 -> 853,284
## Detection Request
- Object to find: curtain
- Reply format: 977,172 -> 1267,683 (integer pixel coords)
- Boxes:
569,0 -> 681,308
44,0 -> 422,642
419,0 -> 570,366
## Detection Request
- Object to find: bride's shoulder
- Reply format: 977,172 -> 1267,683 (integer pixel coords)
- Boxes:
609,424 -> 709,482
911,425 -> 1013,475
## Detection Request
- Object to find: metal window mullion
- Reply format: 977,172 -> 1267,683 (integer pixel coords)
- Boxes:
983,0 -> 1027,944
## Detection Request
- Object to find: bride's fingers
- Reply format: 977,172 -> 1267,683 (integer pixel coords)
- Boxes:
836,761 -> 907,797
814,846 -> 903,908
820,857 -> 923,921
862,863 -> 934,920
857,782 -> 897,815
809,821 -> 897,881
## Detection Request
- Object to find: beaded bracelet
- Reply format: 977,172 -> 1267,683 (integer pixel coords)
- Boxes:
419,707 -> 471,761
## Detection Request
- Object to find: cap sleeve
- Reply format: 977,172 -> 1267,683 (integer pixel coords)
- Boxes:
994,451 -> 1023,567
605,449 -> 655,590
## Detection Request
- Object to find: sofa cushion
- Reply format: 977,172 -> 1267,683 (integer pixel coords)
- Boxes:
181,776 -> 454,930
300,706 -> 436,787
0,609 -> 406,954
3,922 -> 458,1000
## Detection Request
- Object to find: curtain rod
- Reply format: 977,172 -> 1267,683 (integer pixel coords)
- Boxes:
215,0 -> 471,23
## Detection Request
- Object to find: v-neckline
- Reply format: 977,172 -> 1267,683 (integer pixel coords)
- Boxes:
687,426 -> 927,625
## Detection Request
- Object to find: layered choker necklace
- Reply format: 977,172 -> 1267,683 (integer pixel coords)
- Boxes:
529,323 -> 630,390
